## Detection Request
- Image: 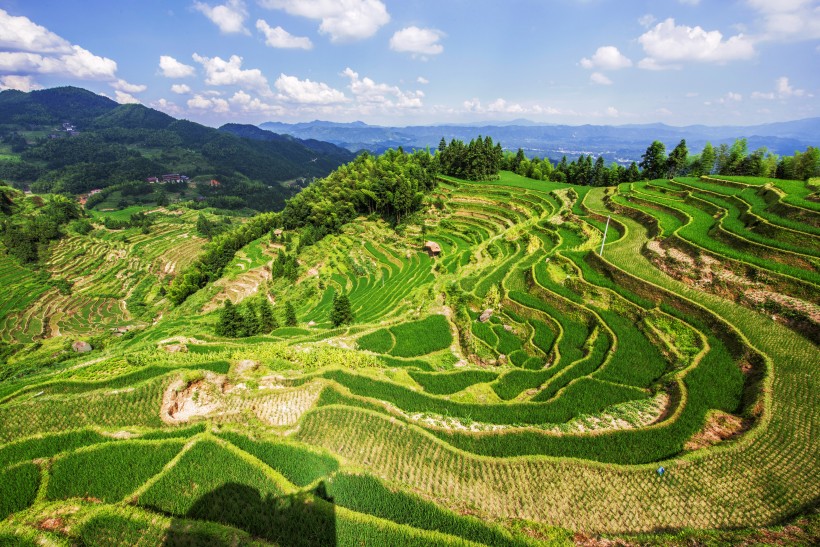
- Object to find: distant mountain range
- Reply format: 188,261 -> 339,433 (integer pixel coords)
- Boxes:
0,87 -> 355,210
260,118 -> 820,164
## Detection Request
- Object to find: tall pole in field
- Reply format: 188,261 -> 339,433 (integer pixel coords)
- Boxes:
599,215 -> 610,256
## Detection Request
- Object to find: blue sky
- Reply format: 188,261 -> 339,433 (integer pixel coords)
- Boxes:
0,0 -> 818,127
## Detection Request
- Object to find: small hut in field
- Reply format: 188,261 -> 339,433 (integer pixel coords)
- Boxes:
424,241 -> 442,257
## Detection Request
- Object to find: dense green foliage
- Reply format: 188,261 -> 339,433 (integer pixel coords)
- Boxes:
0,87 -> 354,210
282,148 -> 439,234
0,190 -> 83,263
168,213 -> 277,304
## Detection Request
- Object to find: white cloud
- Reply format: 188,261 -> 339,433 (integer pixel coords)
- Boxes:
718,92 -> 743,103
0,47 -> 117,79
606,106 -> 619,117
753,76 -> 810,99
150,98 -> 182,116
259,0 -> 390,42
590,72 -> 612,85
0,8 -> 71,53
114,90 -> 140,104
187,94 -> 230,113
111,79 -> 146,93
193,0 -> 249,35
639,14 -> 657,28
0,10 -> 117,80
580,46 -> 632,70
171,83 -> 191,94
159,55 -> 196,78
342,67 -> 423,108
638,18 -> 755,68
461,98 -> 552,116
192,53 -> 272,95
389,26 -> 444,57
0,74 -> 42,92
256,19 -> 313,49
746,0 -> 820,40
275,74 -> 347,104
679,0 -> 701,5
775,76 -> 807,97
487,98 -> 524,114
417,76 -> 429,85
229,90 -> 285,114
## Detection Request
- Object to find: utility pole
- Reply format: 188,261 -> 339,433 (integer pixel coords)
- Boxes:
599,215 -> 610,256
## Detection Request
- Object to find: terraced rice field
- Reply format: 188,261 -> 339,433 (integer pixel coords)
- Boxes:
0,209 -> 206,342
1,173 -> 817,544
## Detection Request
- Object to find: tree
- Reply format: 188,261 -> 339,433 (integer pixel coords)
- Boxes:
257,297 -> 278,333
329,292 -> 355,327
697,142 -> 716,176
666,139 -> 688,178
283,301 -> 297,327
241,304 -> 261,337
639,141 -> 667,180
216,299 -> 241,337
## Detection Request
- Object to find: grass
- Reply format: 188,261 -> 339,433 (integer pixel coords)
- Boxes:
47,439 -> 185,503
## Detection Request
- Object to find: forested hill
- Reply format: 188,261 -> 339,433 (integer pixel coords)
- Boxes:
0,87 -> 355,211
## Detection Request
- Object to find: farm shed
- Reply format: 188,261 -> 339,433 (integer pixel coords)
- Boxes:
424,241 -> 442,257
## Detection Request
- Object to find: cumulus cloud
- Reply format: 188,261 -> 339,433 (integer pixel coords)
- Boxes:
275,74 -> 347,104
0,10 -> 119,81
753,76 -> 810,99
259,0 -> 390,42
746,0 -> 820,40
159,55 -> 196,78
111,79 -> 146,93
114,90 -> 140,104
0,74 -> 43,92
487,98 -> 524,114
0,9 -> 71,53
171,83 -> 192,94
638,18 -> 755,68
192,53 -> 272,95
417,76 -> 429,84
0,48 -> 117,79
193,0 -> 249,35
606,106 -> 620,117
580,46 -> 632,70
229,90 -> 286,114
342,67 -> 423,108
187,94 -> 230,113
150,98 -> 182,116
389,26 -> 444,57
256,19 -> 313,49
590,72 -> 612,85
716,92 -> 743,104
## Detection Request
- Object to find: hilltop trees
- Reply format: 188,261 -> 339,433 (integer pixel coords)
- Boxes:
438,136 -> 504,181
282,147 -> 439,235
640,141 -> 667,180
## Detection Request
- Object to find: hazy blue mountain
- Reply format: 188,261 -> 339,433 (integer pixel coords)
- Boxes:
260,118 -> 820,163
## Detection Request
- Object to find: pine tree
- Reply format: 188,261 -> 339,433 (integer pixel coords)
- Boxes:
241,304 -> 261,337
257,297 -> 276,333
284,301 -> 297,327
216,299 -> 241,337
330,292 -> 355,327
